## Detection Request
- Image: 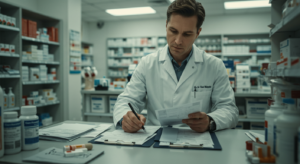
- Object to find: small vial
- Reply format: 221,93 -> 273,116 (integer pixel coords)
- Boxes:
4,112 -> 21,154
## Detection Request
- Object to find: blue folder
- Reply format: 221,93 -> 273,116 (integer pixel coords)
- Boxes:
153,128 -> 222,150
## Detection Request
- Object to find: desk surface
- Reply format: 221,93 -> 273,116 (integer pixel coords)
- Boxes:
0,121 -> 257,164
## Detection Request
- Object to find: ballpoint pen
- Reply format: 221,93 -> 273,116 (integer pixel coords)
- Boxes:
128,103 -> 146,132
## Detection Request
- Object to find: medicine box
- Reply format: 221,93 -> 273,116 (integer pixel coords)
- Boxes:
236,75 -> 250,81
91,95 -> 107,113
236,65 -> 250,75
30,68 -> 40,81
113,81 -> 126,90
236,87 -> 251,93
250,122 -> 265,130
39,89 -> 53,98
246,98 -> 268,119
236,81 -> 251,88
280,38 -> 300,59
109,96 -> 118,113
236,122 -> 243,129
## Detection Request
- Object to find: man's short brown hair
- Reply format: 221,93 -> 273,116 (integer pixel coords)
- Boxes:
167,0 -> 206,30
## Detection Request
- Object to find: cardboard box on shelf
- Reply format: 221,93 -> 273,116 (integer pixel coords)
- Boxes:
91,95 -> 107,113
246,98 -> 268,119
280,38 -> 300,59
22,19 -> 28,36
109,96 -> 118,113
236,87 -> 251,93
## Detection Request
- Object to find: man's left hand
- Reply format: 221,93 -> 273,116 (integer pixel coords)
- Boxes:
182,112 -> 210,133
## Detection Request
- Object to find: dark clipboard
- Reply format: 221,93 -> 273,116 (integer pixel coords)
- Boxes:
153,128 -> 222,150
88,129 -> 160,148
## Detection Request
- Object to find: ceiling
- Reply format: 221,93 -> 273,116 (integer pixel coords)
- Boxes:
81,0 -> 271,22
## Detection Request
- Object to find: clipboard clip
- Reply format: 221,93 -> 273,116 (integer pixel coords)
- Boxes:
169,142 -> 203,148
104,139 -> 135,145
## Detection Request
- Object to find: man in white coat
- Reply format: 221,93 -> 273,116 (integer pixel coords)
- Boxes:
113,0 -> 238,133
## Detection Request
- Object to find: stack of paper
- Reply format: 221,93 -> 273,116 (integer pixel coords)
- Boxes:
159,127 -> 214,148
23,147 -> 104,164
95,126 -> 161,145
245,131 -> 265,142
39,123 -> 99,142
81,124 -> 112,138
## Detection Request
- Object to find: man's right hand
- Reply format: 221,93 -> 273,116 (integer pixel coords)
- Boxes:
122,111 -> 146,133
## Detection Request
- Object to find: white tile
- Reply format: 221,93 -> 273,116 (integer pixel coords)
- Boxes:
82,4 -> 101,13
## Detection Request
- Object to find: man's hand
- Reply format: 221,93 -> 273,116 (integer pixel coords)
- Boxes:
122,111 -> 146,133
182,112 -> 210,133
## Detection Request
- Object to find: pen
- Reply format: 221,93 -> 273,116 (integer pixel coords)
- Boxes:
128,103 -> 146,132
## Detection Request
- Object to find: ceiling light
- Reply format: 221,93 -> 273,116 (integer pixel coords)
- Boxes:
224,0 -> 271,10
106,7 -> 156,16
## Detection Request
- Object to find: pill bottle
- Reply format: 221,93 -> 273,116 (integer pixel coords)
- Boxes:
19,106 -> 39,150
4,112 -> 21,154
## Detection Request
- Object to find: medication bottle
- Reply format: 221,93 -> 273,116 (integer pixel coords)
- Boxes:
4,112 -> 21,154
3,88 -> 8,109
0,86 -> 4,158
50,68 -> 56,80
275,98 -> 300,164
298,126 -> 300,164
19,106 -> 39,150
8,88 -> 15,108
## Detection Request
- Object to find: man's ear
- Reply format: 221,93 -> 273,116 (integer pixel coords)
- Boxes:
197,28 -> 202,36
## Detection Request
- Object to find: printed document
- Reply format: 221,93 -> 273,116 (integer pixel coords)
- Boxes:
155,101 -> 202,126
81,124 -> 112,138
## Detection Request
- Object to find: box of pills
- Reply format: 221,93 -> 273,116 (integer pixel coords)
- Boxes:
0,44 -> 4,53
10,45 -> 15,54
4,44 -> 9,53
30,68 -> 40,81
0,14 -> 3,24
11,17 -> 16,27
109,96 -> 118,113
246,98 -> 268,118
91,95 -> 107,113
236,87 -> 251,93
39,89 -> 53,98
280,38 -> 300,59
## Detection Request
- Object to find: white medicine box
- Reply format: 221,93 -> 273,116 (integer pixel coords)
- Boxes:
236,65 -> 250,75
280,38 -> 300,59
109,96 -> 118,113
91,95 -> 107,113
246,98 -> 268,119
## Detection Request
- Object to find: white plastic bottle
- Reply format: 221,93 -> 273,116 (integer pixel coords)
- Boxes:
4,112 -> 21,154
19,106 -> 39,150
8,88 -> 15,108
0,86 -> 4,158
275,98 -> 300,164
3,88 -> 8,109
265,85 -> 284,154
298,126 -> 300,164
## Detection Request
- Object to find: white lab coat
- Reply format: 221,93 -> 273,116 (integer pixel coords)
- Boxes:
113,44 -> 238,131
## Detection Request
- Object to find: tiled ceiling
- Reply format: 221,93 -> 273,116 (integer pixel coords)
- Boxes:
81,0 -> 271,22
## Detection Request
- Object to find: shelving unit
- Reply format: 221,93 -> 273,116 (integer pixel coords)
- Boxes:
0,1 -> 65,125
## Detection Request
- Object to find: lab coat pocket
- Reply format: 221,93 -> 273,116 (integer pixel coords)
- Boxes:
191,90 -> 212,113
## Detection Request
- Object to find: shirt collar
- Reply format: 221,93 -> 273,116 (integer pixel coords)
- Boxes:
167,47 -> 193,67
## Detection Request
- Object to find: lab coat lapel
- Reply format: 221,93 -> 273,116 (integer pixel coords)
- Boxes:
175,45 -> 203,91
159,45 -> 178,85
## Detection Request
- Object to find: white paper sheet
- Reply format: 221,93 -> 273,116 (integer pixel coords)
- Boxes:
23,147 -> 104,164
155,101 -> 202,126
81,124 -> 112,138
245,131 -> 265,142
160,127 -> 179,143
95,126 -> 161,145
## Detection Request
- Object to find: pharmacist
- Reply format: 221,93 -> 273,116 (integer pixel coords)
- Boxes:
113,0 -> 238,133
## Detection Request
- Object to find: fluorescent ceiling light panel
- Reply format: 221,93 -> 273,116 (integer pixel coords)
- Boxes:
106,7 -> 156,16
224,0 -> 271,10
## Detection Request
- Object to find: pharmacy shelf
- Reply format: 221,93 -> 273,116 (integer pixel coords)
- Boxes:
23,80 -> 60,85
0,24 -> 19,31
39,120 -> 60,129
82,90 -> 123,95
82,54 -> 93,56
108,75 -> 127,78
270,6 -> 300,36
210,53 -> 222,56
84,113 -> 113,117
223,53 -> 271,57
22,60 -> 60,65
238,118 -> 264,123
0,53 -> 20,58
35,101 -> 60,108
81,64 -> 93,67
0,75 -> 20,78
108,65 -> 129,68
4,107 -> 20,112
234,92 -> 271,97
108,55 -> 144,58
265,69 -> 300,77
22,36 -> 59,45
108,45 -> 156,48
223,42 -> 270,45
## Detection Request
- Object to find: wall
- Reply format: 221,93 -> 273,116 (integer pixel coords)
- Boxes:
84,12 -> 270,78
0,0 -> 38,11
82,21 -> 91,43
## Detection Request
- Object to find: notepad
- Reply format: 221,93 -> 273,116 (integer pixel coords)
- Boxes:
95,126 -> 161,145
39,123 -> 100,142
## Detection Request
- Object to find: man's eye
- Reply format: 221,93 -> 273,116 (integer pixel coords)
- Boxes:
184,34 -> 191,36
171,30 -> 177,33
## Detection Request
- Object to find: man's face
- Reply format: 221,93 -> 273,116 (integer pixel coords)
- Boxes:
166,14 -> 201,57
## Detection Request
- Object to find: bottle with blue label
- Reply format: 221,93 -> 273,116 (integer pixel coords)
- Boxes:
4,112 -> 21,154
19,106 -> 39,150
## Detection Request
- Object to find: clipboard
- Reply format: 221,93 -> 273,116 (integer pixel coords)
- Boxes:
153,129 -> 222,150
88,130 -> 159,148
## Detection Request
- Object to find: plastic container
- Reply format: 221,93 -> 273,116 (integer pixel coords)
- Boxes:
3,88 -> 8,109
275,98 -> 300,164
8,87 -> 15,108
0,86 -> 4,157
19,106 -> 39,150
298,126 -> 300,164
4,112 -> 21,154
